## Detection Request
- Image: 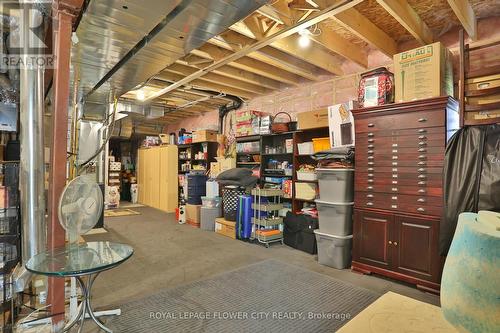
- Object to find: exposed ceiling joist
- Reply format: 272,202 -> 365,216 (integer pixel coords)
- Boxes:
375,0 -> 433,45
193,45 -> 305,86
209,65 -> 284,90
165,63 -> 272,95
155,72 -> 256,99
333,8 -> 398,57
212,31 -> 326,81
270,35 -> 344,75
447,0 -> 477,41
310,22 -> 368,68
230,21 -> 344,76
143,0 -> 364,101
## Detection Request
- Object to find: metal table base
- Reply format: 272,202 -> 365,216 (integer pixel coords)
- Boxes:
63,273 -> 112,333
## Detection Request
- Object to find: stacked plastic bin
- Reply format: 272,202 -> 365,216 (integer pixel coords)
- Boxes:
313,168 -> 355,269
200,180 -> 222,231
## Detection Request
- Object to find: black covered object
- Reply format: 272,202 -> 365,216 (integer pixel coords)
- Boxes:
187,173 -> 207,205
284,212 -> 319,254
441,124 -> 500,255
216,168 -> 258,188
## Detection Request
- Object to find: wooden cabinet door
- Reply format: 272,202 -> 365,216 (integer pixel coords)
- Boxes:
393,215 -> 441,283
353,209 -> 394,269
159,146 -> 178,213
137,149 -> 145,204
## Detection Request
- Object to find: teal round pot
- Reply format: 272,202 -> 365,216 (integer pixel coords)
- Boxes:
441,211 -> 500,332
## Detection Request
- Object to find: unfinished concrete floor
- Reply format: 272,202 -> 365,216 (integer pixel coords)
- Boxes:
80,205 -> 439,331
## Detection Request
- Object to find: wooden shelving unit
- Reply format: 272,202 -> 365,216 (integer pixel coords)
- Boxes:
292,127 -> 329,212
235,135 -> 261,177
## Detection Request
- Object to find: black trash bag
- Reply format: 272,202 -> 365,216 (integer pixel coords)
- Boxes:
441,124 -> 500,255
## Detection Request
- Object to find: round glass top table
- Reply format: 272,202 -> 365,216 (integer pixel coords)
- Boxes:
26,241 -> 133,332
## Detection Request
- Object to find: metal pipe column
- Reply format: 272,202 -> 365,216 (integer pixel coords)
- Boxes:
19,1 -> 46,264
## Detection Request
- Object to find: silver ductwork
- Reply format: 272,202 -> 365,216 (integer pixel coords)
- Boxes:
18,4 -> 46,263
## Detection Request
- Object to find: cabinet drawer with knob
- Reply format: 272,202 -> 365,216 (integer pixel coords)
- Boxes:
356,166 -> 442,174
354,110 -> 445,133
356,176 -> 443,188
355,126 -> 445,138
355,183 -> 443,197
355,197 -> 443,216
355,159 -> 444,168
355,192 -> 443,207
356,172 -> 442,181
356,135 -> 445,149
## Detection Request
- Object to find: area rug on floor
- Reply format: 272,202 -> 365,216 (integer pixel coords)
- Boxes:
104,209 -> 141,217
107,259 -> 380,333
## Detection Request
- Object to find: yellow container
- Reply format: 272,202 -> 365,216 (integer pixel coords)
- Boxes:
312,137 -> 330,152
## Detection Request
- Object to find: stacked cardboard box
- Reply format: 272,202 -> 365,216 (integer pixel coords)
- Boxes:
186,204 -> 201,227
215,217 -> 236,239
235,110 -> 265,137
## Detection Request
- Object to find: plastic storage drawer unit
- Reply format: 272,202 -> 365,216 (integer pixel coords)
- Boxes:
200,207 -> 222,231
314,230 -> 352,269
316,168 -> 354,203
315,200 -> 354,236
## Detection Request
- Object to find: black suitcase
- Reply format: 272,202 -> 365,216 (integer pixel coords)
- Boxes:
284,212 -> 318,254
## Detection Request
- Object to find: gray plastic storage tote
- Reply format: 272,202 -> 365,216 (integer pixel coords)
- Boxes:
201,206 -> 222,231
315,200 -> 354,236
316,168 -> 354,203
314,230 -> 352,269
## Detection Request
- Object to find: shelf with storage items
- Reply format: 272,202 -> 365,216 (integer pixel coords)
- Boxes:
292,127 -> 329,212
0,162 -> 20,333
251,188 -> 284,248
190,141 -> 218,173
259,132 -> 294,202
236,135 -> 261,178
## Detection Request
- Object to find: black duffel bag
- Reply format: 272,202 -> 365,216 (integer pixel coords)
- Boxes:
284,212 -> 319,254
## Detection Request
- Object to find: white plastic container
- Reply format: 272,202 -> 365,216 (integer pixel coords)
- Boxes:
316,168 -> 354,203
315,200 -> 354,236
296,171 -> 317,181
206,180 -> 219,198
297,142 -> 314,155
314,230 -> 353,269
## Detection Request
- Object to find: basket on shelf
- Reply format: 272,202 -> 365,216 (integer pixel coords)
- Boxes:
271,112 -> 294,133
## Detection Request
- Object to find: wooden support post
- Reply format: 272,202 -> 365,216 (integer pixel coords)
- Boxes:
47,0 -> 82,328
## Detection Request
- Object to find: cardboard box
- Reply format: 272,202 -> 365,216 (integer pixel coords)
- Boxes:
394,42 -> 453,102
215,217 -> 236,239
465,73 -> 500,121
192,130 -> 218,143
186,204 -> 201,224
297,108 -> 329,130
328,101 -> 357,149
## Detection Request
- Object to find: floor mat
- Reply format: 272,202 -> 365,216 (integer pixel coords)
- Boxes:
119,202 -> 145,208
104,209 -> 141,217
107,259 -> 380,333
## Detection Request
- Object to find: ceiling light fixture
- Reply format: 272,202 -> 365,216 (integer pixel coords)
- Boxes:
136,89 -> 145,101
298,29 -> 310,48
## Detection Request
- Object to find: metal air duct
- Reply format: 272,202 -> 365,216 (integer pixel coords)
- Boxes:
18,3 -> 46,263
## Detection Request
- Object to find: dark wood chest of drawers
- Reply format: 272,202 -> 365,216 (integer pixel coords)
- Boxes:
351,97 -> 459,293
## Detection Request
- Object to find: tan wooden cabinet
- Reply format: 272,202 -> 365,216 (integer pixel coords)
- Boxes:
137,145 -> 178,213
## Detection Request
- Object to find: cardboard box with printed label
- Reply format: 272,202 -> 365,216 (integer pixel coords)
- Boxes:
297,108 -> 329,130
192,130 -> 218,143
394,42 -> 454,102
215,217 -> 236,239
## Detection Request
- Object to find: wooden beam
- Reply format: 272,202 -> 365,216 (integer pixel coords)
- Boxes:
144,0 -> 363,101
155,72 -> 256,99
376,0 -> 433,45
165,63 -> 272,95
211,65 -> 284,90
447,0 -> 477,41
212,31 -> 324,81
333,8 -> 398,57
311,22 -> 368,67
229,22 -> 344,75
193,45 -> 305,86
271,35 -> 344,75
